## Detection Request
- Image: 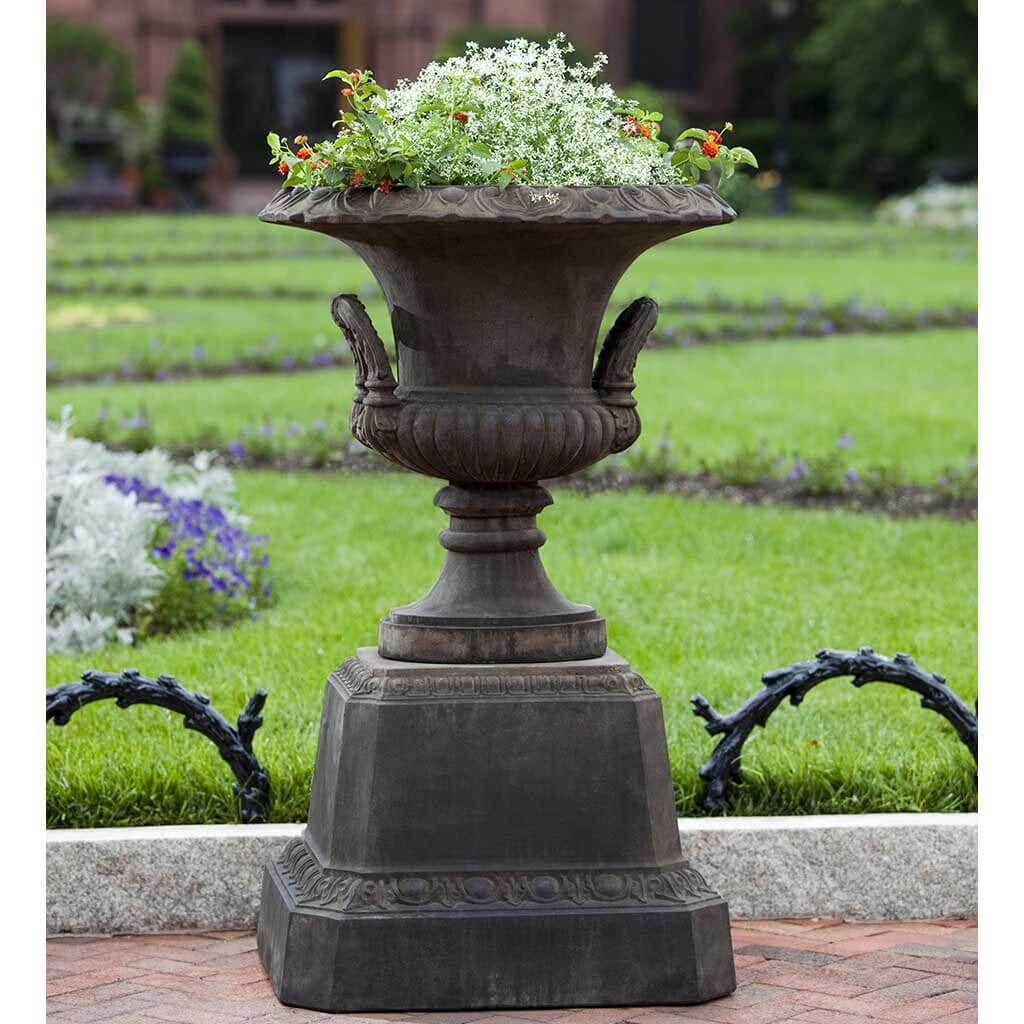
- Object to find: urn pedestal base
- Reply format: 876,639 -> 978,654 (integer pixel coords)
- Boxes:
257,648 -> 735,1011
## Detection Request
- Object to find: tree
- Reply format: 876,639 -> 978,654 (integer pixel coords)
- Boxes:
799,0 -> 977,196
46,17 -> 138,162
161,41 -> 214,146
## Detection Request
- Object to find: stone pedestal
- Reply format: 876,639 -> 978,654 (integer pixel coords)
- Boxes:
258,649 -> 735,1011
256,185 -> 739,1011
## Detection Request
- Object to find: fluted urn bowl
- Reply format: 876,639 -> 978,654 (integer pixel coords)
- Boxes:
260,184 -> 736,663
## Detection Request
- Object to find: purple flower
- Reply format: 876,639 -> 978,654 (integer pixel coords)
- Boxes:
259,421 -> 275,437
154,370 -> 170,382
845,468 -> 860,486
836,431 -> 854,449
279,355 -> 297,370
121,413 -> 148,431
227,440 -> 246,458
153,540 -> 177,560
286,421 -> 302,437
191,345 -> 207,362
966,311 -> 978,327
657,437 -> 673,451
95,405 -> 109,421
105,475 -> 270,602
820,320 -> 836,336
787,457 -> 810,481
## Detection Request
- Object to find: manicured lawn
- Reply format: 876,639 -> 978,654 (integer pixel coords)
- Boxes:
49,240 -> 976,309
48,210 -> 975,260
46,472 -> 977,828
45,210 -> 978,826
48,329 -> 977,481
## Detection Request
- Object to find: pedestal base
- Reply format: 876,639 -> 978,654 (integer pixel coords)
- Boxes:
259,856 -> 733,1011
257,648 -> 735,1011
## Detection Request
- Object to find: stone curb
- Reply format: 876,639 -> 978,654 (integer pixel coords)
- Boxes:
46,813 -> 976,934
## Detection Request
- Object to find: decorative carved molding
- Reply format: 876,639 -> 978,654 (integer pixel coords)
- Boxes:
277,837 -> 719,913
692,647 -> 978,813
330,293 -> 662,481
46,669 -> 270,823
260,183 -> 736,228
330,656 -> 652,700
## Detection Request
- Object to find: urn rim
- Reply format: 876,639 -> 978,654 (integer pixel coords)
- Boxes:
258,182 -> 736,228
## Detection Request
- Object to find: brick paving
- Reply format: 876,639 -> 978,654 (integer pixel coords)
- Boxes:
46,919 -> 977,1023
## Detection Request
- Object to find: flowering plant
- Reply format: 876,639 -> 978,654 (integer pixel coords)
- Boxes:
46,409 -> 272,654
267,35 -> 756,193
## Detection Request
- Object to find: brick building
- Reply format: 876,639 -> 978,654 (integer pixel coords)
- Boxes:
48,0 -> 754,180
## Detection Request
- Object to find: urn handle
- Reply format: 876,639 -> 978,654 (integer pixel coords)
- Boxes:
331,294 -> 400,407
592,297 -> 659,407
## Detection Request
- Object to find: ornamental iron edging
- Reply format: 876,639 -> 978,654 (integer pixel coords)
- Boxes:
691,646 -> 978,813
47,669 -> 270,823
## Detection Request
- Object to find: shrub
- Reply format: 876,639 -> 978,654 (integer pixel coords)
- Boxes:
161,41 -> 214,146
875,182 -> 977,229
46,410 -> 271,655
46,17 -> 139,174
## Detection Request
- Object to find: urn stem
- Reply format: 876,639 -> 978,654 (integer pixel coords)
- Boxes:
378,483 -> 606,664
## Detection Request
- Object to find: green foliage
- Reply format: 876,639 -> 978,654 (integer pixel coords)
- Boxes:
701,444 -> 780,486
46,16 -> 138,164
47,17 -> 137,121
138,530 -> 271,640
161,41 -> 214,145
617,81 -> 685,143
731,0 -> 977,197
801,0 -> 977,195
46,134 -> 75,189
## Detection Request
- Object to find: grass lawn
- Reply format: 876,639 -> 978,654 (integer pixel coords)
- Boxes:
49,239 -> 977,310
48,329 -> 977,481
46,472 -> 977,828
46,211 -> 978,826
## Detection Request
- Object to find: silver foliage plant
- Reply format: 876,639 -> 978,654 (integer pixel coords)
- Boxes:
46,407 -> 242,655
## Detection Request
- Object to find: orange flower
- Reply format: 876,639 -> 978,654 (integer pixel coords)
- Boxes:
622,115 -> 652,139
377,177 -> 393,194
293,134 -> 308,145
702,140 -> 719,158
453,111 -> 468,123
341,88 -> 354,97
297,146 -> 312,159
348,171 -> 364,187
351,70 -> 361,84
707,130 -> 723,145
278,160 -> 289,175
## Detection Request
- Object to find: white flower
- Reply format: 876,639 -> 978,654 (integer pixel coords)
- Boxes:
359,36 -> 676,187
45,409 -> 245,655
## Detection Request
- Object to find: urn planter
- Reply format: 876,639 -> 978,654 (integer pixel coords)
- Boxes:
257,184 -> 738,1011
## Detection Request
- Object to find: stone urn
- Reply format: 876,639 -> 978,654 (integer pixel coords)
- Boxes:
257,184 -> 738,1012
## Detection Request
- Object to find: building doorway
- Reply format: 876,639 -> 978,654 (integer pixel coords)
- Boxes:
220,23 -> 340,177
